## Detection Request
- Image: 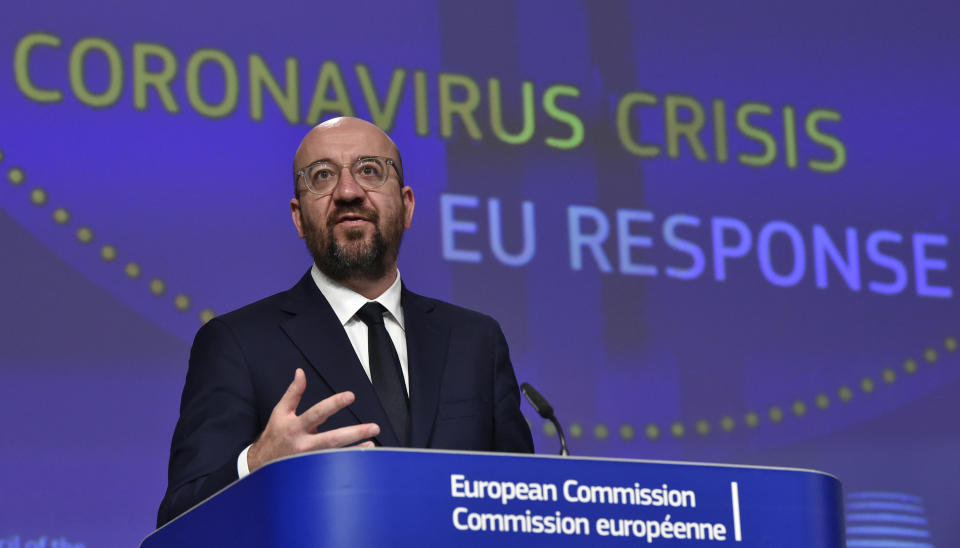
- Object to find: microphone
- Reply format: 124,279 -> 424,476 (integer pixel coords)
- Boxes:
521,382 -> 570,456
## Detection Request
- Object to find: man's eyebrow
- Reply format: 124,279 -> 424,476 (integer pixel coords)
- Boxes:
296,157 -> 332,171
309,155 -> 382,163
297,155 -> 390,172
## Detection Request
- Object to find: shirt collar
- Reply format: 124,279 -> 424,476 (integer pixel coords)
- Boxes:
310,264 -> 405,329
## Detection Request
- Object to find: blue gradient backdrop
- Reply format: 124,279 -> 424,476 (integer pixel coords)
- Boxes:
1,2 -> 957,546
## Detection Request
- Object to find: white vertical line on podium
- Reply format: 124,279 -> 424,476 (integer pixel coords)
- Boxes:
731,481 -> 742,541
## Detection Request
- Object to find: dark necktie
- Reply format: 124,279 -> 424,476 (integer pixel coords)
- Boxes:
355,302 -> 410,445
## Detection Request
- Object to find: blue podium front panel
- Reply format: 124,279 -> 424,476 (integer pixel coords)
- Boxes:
143,448 -> 844,547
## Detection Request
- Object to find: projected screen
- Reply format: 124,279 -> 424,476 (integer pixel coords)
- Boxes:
2,2 -> 958,546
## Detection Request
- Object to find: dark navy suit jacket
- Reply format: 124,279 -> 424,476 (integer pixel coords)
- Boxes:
157,271 -> 534,526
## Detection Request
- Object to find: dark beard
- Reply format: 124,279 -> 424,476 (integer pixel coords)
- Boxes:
302,207 -> 404,283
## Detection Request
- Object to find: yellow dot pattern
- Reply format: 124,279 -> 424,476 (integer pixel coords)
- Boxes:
792,400 -> 806,417
76,227 -> 93,243
8,167 -> 25,185
549,329 -> 958,441
549,327 -> 959,441
543,421 -> 556,437
593,424 -> 608,440
882,368 -> 896,384
816,393 -> 830,409
150,278 -> 166,296
100,245 -> 117,262
769,406 -> 783,423
569,423 -> 583,439
1,157 -> 215,343
200,309 -> 217,324
125,262 -> 142,279
30,188 -> 47,205
3,161 -> 206,322
174,294 -> 191,311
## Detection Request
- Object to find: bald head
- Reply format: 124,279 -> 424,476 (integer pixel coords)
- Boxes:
292,117 -> 403,196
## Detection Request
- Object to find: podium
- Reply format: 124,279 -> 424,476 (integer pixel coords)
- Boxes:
142,448 -> 844,547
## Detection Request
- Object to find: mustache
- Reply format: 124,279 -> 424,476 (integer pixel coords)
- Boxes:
328,206 -> 379,228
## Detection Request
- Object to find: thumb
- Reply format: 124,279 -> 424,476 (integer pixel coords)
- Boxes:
276,368 -> 306,415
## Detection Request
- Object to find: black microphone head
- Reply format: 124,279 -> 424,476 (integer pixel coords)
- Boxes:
520,382 -> 554,419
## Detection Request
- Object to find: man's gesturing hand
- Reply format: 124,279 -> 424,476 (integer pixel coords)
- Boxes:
246,368 -> 380,472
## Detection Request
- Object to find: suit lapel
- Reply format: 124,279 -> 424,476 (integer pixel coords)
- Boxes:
279,272 -> 400,447
402,288 -> 450,447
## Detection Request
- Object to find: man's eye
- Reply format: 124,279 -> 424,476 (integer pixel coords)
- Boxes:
313,168 -> 335,180
357,162 -> 383,178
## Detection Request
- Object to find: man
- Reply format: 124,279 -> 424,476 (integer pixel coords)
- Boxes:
157,117 -> 534,527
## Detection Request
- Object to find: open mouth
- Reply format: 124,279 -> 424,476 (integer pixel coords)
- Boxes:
336,214 -> 373,226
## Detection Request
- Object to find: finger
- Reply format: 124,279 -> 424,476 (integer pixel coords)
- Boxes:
275,368 -> 306,415
356,441 -> 375,448
297,391 -> 356,431
306,423 -> 381,450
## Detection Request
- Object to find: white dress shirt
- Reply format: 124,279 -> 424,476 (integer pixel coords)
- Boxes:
237,265 -> 408,478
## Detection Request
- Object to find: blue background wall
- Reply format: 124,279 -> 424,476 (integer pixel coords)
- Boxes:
1,2 -> 957,546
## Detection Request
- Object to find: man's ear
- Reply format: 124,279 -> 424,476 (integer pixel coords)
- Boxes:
290,198 -> 305,238
401,186 -> 415,230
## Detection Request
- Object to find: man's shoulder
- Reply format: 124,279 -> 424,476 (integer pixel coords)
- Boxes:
213,290 -> 291,327
189,293 -> 290,349
402,289 -> 500,329
201,273 -> 312,336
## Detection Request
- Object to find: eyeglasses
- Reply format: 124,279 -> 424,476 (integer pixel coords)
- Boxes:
295,156 -> 403,196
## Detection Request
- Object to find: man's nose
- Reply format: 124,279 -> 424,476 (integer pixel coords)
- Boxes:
331,169 -> 366,202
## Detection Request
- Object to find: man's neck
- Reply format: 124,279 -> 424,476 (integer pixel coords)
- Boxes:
334,268 -> 399,300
